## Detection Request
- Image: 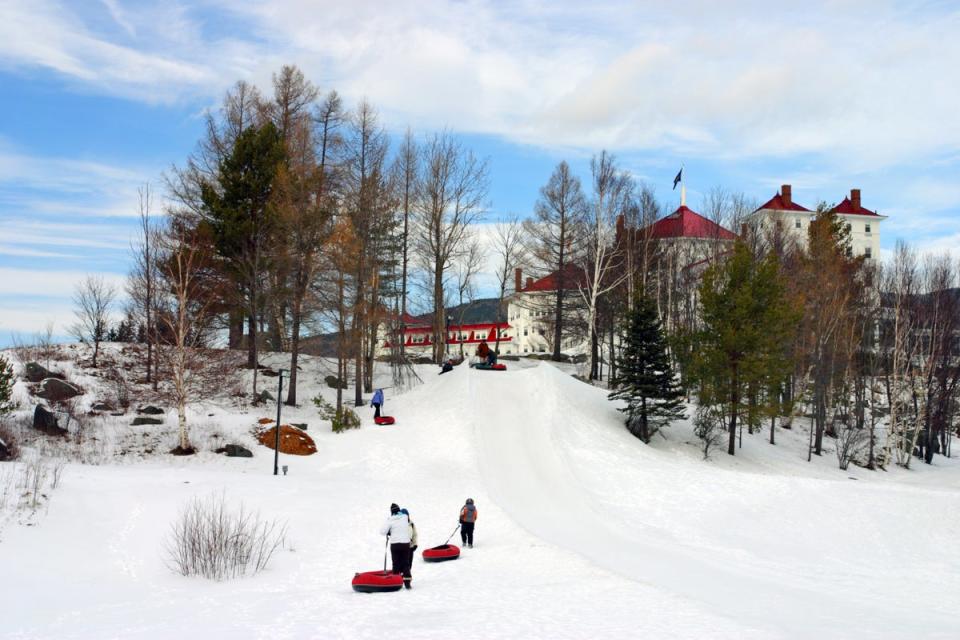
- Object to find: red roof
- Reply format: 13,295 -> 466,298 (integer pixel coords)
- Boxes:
755,193 -> 811,213
644,206 -> 738,241
831,197 -> 881,217
520,262 -> 587,293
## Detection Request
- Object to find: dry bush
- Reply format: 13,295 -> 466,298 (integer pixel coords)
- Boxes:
21,457 -> 49,510
165,493 -> 287,581
836,423 -> 868,471
0,464 -> 16,513
104,367 -> 132,410
8,333 -> 41,367
0,422 -> 21,461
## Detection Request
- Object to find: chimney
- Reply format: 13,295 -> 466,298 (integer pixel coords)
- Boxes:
781,184 -> 792,208
851,189 -> 861,212
526,277 -> 534,289
515,267 -> 522,293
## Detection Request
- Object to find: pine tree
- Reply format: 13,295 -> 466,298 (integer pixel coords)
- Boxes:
609,296 -> 686,442
202,121 -> 285,396
694,240 -> 798,455
0,355 -> 14,415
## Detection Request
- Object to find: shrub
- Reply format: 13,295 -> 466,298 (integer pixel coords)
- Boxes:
165,493 -> 286,581
323,375 -> 347,390
694,405 -> 726,460
313,395 -> 361,433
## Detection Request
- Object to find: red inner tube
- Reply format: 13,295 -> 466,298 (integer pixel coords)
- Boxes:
352,570 -> 403,592
422,544 -> 461,561
374,416 -> 395,425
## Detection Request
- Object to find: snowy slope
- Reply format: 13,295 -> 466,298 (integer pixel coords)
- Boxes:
2,356 -> 959,639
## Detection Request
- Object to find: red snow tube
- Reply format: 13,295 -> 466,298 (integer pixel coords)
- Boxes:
422,544 -> 461,562
352,570 -> 403,593
473,363 -> 507,371
374,416 -> 395,425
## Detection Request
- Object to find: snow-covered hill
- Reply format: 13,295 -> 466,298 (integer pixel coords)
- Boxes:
2,353 -> 959,639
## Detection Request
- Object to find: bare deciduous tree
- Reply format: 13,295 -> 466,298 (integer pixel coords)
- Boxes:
414,132 -> 489,363
70,275 -> 116,368
128,184 -> 161,388
525,161 -> 588,360
156,223 -> 219,454
492,217 -> 527,356
581,151 -> 629,380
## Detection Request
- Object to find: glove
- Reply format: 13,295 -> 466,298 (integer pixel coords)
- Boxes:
411,545 -> 418,552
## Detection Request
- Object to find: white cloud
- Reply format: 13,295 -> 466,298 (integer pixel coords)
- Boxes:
0,305 -> 74,338
0,244 -> 81,259
4,1 -> 958,170
0,218 -> 134,251
0,267 -> 126,298
0,0 -> 233,103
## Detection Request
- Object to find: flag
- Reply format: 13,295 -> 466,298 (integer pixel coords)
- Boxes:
672,168 -> 682,190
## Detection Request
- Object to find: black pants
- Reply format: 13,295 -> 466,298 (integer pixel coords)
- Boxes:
390,542 -> 411,582
461,521 -> 475,545
373,403 -> 381,418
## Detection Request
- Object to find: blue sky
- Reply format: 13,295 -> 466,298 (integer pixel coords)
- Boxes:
1,0 -> 959,346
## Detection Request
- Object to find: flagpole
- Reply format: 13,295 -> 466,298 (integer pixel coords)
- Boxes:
680,162 -> 686,207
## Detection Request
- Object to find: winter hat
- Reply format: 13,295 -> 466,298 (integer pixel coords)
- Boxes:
466,498 -> 474,505
390,503 -> 400,514
400,508 -> 409,516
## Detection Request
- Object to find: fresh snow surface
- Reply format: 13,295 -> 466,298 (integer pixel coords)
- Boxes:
2,353 -> 960,639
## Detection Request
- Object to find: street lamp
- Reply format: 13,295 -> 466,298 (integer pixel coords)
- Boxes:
273,369 -> 287,476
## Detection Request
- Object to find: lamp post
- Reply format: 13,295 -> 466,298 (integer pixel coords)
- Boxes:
273,369 -> 286,476
445,314 -> 452,360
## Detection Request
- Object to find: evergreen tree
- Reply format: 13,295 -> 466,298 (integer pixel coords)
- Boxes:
201,122 -> 284,395
693,240 -> 798,456
0,355 -> 14,415
609,295 -> 686,442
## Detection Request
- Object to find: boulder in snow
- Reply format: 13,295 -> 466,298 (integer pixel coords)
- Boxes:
35,378 -> 81,402
224,444 -> 253,458
92,402 -> 115,412
24,362 -> 62,383
291,422 -> 308,431
257,390 -> 274,404
137,406 -> 164,415
132,416 -> 163,426
32,405 -> 67,436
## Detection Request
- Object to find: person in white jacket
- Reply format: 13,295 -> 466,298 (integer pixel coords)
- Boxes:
380,503 -> 413,588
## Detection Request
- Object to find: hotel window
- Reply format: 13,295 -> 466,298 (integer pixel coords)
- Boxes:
865,223 -> 871,234
523,328 -> 528,336
865,247 -> 872,259
795,218 -> 801,229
